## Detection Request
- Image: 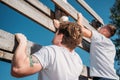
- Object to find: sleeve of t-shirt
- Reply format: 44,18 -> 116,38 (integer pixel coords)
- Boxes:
32,46 -> 51,69
91,30 -> 102,41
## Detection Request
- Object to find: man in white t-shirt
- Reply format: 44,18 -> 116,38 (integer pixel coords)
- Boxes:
11,22 -> 83,80
77,13 -> 119,80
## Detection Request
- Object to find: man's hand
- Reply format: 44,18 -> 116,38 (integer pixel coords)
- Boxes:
53,19 -> 60,29
15,33 -> 27,46
77,13 -> 92,38
77,13 -> 84,28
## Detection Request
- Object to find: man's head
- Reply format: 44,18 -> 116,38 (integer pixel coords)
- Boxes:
52,22 -> 82,50
98,24 -> 116,38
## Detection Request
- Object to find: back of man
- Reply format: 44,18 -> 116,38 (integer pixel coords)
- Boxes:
90,31 -> 119,80
33,45 -> 83,80
76,13 -> 119,80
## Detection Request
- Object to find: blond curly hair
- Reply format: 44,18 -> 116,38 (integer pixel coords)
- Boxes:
58,22 -> 83,50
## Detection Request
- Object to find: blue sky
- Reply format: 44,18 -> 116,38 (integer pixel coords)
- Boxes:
0,0 -> 116,80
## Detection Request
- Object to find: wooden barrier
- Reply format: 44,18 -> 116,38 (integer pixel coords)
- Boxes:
0,0 -> 104,79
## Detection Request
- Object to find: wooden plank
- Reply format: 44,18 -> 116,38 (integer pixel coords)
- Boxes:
1,0 -> 56,32
0,29 -> 89,61
77,0 -> 104,25
0,29 -> 15,52
26,0 -> 54,18
0,29 -> 42,53
0,29 -> 42,60
0,28 -> 89,53
81,65 -> 89,77
0,50 -> 13,61
80,65 -> 92,79
52,0 -> 96,31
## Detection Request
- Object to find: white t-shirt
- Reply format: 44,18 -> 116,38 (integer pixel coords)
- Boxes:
90,31 -> 119,79
33,45 -> 83,80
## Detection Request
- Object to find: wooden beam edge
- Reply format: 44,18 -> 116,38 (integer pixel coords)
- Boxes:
77,0 -> 104,25
1,0 -> 56,32
26,0 -> 54,18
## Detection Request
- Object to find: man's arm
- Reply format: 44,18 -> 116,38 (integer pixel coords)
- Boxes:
53,13 -> 92,38
11,33 -> 42,77
77,13 -> 92,38
53,19 -> 60,29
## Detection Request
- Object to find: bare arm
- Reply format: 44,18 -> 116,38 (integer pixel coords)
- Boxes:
11,33 -> 42,77
53,14 -> 92,38
53,19 -> 60,29
77,13 -> 92,38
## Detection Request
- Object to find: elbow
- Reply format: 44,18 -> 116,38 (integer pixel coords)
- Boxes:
11,67 -> 25,78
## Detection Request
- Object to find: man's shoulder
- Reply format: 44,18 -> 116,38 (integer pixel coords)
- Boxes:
43,45 -> 61,52
45,45 -> 59,49
91,30 -> 101,40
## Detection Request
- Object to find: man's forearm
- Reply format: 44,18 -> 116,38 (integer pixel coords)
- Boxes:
11,34 -> 42,77
12,42 -> 28,68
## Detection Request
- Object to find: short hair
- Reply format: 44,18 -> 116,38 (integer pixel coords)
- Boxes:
58,22 -> 83,50
105,24 -> 116,37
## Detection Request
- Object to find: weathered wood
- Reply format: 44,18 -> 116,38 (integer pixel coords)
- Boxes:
1,0 -> 56,32
0,29 -> 42,53
26,0 -> 54,18
77,0 -> 104,25
80,65 -> 92,80
52,0 -> 96,31
0,29 -> 15,52
0,29 -> 89,62
81,65 -> 90,77
0,27 -> 89,53
0,29 -> 42,60
0,50 -> 13,61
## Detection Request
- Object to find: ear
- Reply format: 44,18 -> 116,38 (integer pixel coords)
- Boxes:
103,29 -> 110,38
57,33 -> 63,45
58,33 -> 64,40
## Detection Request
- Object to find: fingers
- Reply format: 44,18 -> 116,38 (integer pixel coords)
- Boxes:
77,13 -> 82,23
15,33 -> 27,44
77,13 -> 84,27
53,19 -> 60,29
77,13 -> 82,19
